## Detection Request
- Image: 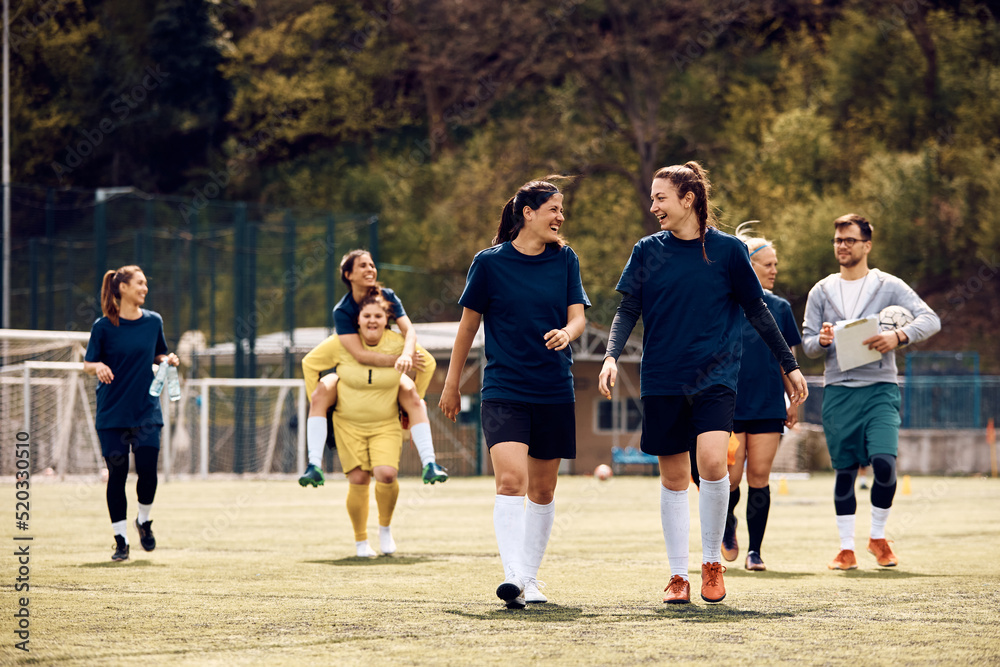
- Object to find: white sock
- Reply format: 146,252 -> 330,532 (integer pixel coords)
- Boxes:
379,525 -> 396,555
522,499 -> 555,581
660,485 -> 690,580
112,520 -> 129,543
307,416 -> 327,467
137,503 -> 152,525
870,506 -> 891,540
409,422 -> 435,466
699,475 -> 729,563
355,540 -> 377,558
837,515 -> 856,550
494,494 -> 525,580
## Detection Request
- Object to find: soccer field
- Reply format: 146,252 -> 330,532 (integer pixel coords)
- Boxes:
3,473 -> 999,666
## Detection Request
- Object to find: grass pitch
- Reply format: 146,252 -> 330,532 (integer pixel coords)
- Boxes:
2,473 -> 999,666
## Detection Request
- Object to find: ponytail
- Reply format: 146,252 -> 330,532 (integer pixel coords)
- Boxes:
100,265 -> 143,327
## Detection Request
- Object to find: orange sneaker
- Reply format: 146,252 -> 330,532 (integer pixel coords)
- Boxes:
827,549 -> 858,570
867,538 -> 898,567
700,562 -> 727,603
663,575 -> 691,604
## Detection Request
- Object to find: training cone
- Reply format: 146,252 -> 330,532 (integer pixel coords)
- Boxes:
778,476 -> 789,495
901,475 -> 912,495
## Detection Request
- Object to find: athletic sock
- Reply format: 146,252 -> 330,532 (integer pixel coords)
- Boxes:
660,485 -> 690,580
746,485 -> 770,554
836,514 -> 856,551
346,484 -> 370,542
727,486 -> 741,530
494,494 -> 526,580
307,416 -> 327,468
112,519 -> 129,543
522,499 -> 555,581
409,422 -> 435,466
870,506 -> 891,540
137,503 -> 152,525
375,480 -> 399,528
700,475 -> 730,563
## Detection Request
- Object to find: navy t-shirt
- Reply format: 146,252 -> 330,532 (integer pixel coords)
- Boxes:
85,309 -> 168,430
333,288 -> 406,336
734,291 -> 802,420
459,243 -> 590,403
616,228 -> 764,396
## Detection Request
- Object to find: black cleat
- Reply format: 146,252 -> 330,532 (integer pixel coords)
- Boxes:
112,535 -> 130,562
134,518 -> 156,551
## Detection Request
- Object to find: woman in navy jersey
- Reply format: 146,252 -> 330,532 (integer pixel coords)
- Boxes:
598,162 -> 808,605
440,178 -> 590,609
721,225 -> 803,572
83,265 -> 179,562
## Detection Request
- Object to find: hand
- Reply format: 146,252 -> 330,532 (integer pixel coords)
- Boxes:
598,357 -> 618,399
785,403 -> 799,429
165,353 -> 180,367
95,362 -> 114,384
439,384 -> 461,422
412,349 -> 427,372
394,352 -> 413,374
863,331 -> 900,354
819,322 -> 834,347
784,369 -> 808,406
544,328 -> 571,351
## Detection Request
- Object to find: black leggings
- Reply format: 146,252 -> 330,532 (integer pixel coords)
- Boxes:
105,447 -> 160,523
834,453 -> 897,515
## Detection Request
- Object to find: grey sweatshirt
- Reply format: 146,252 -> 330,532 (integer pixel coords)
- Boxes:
802,269 -> 941,387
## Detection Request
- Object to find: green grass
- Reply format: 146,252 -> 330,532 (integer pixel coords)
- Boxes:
2,473 -> 999,666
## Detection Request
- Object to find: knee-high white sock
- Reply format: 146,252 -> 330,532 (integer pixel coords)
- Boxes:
137,503 -> 152,524
870,506 -> 890,540
409,422 -> 435,466
494,494 -> 525,579
837,515 -> 856,550
307,416 -> 327,467
521,499 -> 555,581
112,519 -> 128,543
660,485 -> 690,580
699,475 -> 730,564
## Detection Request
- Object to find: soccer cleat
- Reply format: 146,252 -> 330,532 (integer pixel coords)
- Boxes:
525,579 -> 548,604
745,550 -> 766,571
827,549 -> 858,570
700,562 -> 727,603
379,527 -> 397,556
421,461 -> 449,485
867,538 -> 898,567
356,541 -> 378,558
134,518 -> 156,551
112,535 -> 129,562
721,516 -> 739,562
496,573 -> 525,607
298,464 -> 325,488
663,575 -> 691,604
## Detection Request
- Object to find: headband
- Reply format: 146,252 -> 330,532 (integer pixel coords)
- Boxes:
749,243 -> 771,258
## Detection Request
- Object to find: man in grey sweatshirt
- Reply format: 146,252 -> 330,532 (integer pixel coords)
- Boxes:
802,214 -> 941,571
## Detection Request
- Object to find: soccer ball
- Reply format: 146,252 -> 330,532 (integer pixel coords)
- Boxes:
878,305 -> 914,332
594,464 -> 613,481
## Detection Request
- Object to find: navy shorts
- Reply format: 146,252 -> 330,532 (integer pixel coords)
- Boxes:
481,399 -> 576,460
641,385 -> 735,457
732,418 -> 785,434
98,426 -> 161,459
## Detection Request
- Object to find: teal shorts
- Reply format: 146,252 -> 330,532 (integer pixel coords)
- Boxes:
821,383 -> 901,470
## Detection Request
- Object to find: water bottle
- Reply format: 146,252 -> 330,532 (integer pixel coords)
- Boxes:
167,365 -> 181,402
149,364 -> 167,397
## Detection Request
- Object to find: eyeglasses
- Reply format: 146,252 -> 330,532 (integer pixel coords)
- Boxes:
832,238 -> 866,247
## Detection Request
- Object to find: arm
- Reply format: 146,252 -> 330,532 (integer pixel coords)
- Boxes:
598,292 -> 642,399
543,303 -> 587,350
411,343 -> 436,398
339,332 -> 400,367
801,284 -> 831,358
439,307 -> 482,422
862,280 -> 942,353
393,315 -> 418,373
83,360 -> 114,384
301,336 -> 342,397
743,297 -> 808,405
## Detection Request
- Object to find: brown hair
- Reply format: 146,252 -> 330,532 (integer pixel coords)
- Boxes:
834,213 -> 873,241
652,161 -> 715,262
493,177 -> 566,248
100,265 -> 143,327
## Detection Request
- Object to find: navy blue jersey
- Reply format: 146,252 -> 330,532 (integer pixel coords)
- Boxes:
459,243 -> 590,403
734,291 -> 802,420
333,287 -> 406,336
616,228 -> 764,397
85,310 -> 168,429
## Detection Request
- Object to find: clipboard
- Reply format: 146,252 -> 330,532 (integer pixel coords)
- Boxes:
834,315 -> 881,372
